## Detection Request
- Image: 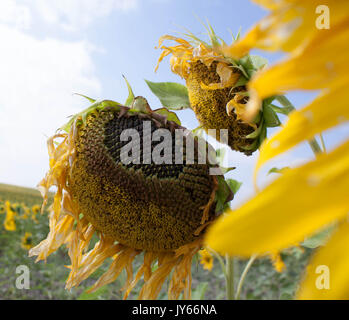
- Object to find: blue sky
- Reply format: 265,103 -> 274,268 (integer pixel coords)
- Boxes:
0,0 -> 348,207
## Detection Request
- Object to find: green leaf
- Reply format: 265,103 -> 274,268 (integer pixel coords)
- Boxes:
226,179 -> 242,194
78,286 -> 108,300
130,96 -> 151,113
213,147 -> 236,174
219,166 -> 236,175
302,225 -> 335,249
268,167 -> 290,175
233,75 -> 249,87
269,104 -> 294,116
249,55 -> 268,70
123,75 -> 135,106
263,96 -> 276,105
238,55 -> 268,78
215,148 -> 226,166
258,124 -> 267,146
192,126 -> 205,138
73,93 -> 96,104
263,104 -> 281,127
215,176 -> 234,213
145,80 -> 191,110
238,56 -> 254,78
60,100 -> 122,132
275,95 -> 296,115
245,119 -> 264,139
153,108 -> 181,125
241,138 -> 259,151
191,282 -> 208,300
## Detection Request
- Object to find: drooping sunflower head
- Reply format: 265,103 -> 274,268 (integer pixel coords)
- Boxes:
155,26 -> 282,155
30,89 -> 233,299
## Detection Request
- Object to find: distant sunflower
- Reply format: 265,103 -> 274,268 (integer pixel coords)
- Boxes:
199,248 -> 213,271
30,94 -> 232,299
21,232 -> 33,250
0,203 -> 5,214
21,206 -> 30,220
4,201 -> 16,231
206,0 -> 349,299
155,26 -> 281,154
31,204 -> 40,223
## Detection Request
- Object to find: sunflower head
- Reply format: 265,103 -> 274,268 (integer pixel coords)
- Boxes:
0,203 -> 5,214
21,232 -> 33,250
199,248 -> 214,271
4,200 -> 16,231
154,26 -> 282,155
30,87 -> 234,299
21,206 -> 30,220
69,99 -> 217,252
31,205 -> 41,215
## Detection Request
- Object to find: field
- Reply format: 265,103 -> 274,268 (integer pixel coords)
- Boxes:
0,183 -> 313,300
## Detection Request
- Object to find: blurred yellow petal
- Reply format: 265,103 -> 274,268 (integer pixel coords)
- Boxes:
240,17 -> 349,122
224,0 -> 349,58
205,139 -> 349,257
297,222 -> 349,300
250,19 -> 349,101
256,83 -> 349,173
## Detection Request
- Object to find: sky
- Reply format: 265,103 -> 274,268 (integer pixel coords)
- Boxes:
0,0 -> 348,207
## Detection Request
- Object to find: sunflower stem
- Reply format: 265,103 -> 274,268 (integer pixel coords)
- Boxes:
210,250 -> 227,278
225,255 -> 235,300
275,95 -> 323,155
320,133 -> 327,153
235,254 -> 257,300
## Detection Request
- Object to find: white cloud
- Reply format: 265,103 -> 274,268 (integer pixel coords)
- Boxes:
28,0 -> 139,31
0,0 -> 139,32
0,0 -> 32,30
0,25 -> 101,187
0,0 -> 139,188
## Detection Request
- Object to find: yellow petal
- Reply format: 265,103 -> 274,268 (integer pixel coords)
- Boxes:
249,18 -> 349,102
226,95 -> 250,121
239,17 -> 349,123
256,82 -> 349,174
205,139 -> 349,257
224,0 -> 349,58
297,222 -> 349,300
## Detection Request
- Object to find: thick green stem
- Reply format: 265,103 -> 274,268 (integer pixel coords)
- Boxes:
235,255 -> 257,300
225,255 -> 235,300
275,95 -> 323,155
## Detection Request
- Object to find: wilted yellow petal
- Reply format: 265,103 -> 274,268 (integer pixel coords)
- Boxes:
205,139 -> 349,257
256,83 -> 349,173
201,62 -> 240,90
297,222 -> 349,300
